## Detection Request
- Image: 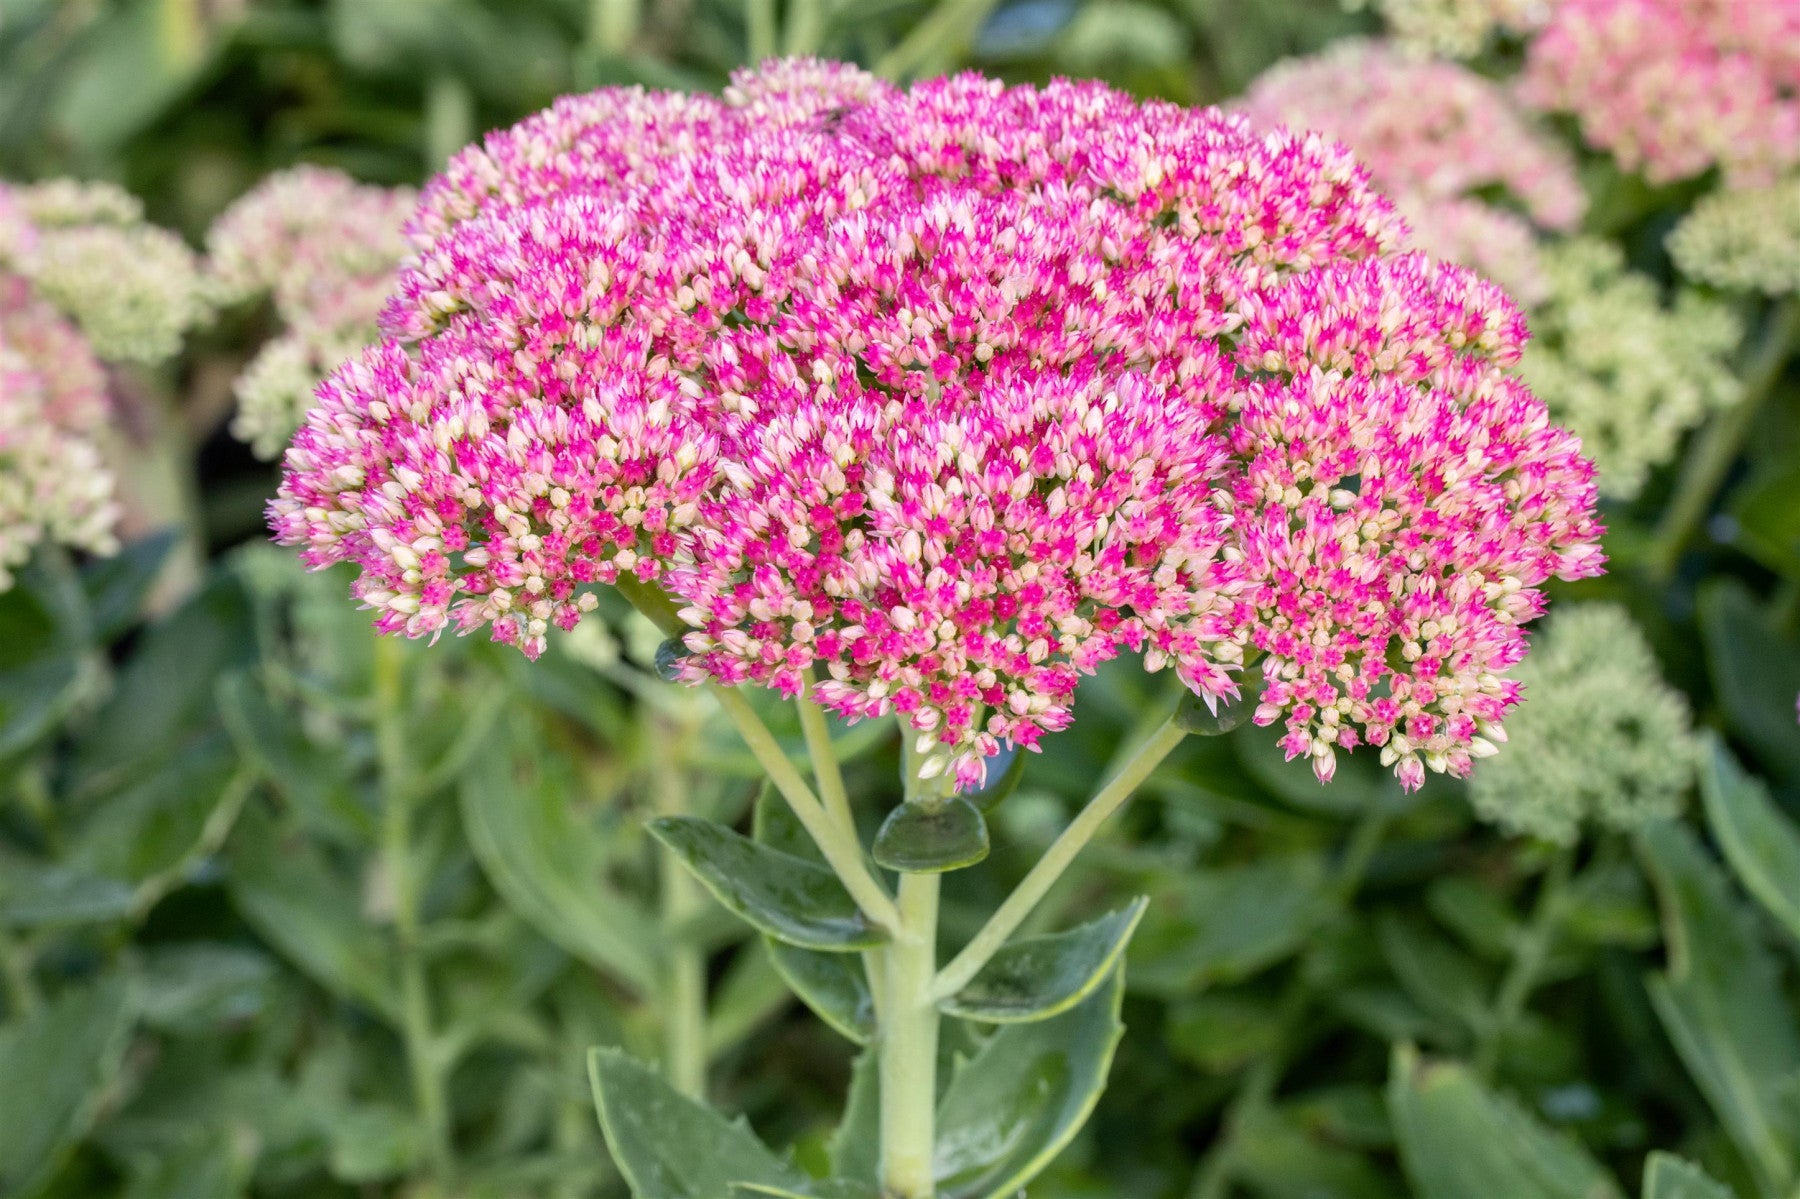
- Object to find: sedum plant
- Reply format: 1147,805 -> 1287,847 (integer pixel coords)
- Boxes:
268,59 -> 1602,1199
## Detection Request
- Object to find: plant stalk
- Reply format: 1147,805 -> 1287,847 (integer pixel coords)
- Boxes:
374,637 -> 454,1181
931,714 -> 1187,1001
1475,844 -> 1575,1078
1648,296 -> 1800,581
0,925 -> 40,1019
650,716 -> 709,1099
879,870 -> 943,1199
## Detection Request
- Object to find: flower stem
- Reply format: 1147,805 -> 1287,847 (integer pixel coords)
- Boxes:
0,925 -> 40,1019
931,714 -> 1187,1002
373,637 -> 454,1182
798,673 -> 857,837
1475,844 -> 1575,1079
879,871 -> 942,1198
650,715 -> 709,1099
1648,296 -> 1800,582
611,575 -> 901,933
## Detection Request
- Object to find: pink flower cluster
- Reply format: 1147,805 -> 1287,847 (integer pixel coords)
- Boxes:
1241,40 -> 1584,301
1521,0 -> 1800,187
273,60 -> 1602,790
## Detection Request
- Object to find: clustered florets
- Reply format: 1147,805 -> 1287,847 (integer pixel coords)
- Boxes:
1468,603 -> 1697,844
206,167 -> 418,457
1521,0 -> 1800,187
1239,39 -> 1583,303
0,180 -> 207,589
274,59 -> 1602,790
1668,175 -> 1800,296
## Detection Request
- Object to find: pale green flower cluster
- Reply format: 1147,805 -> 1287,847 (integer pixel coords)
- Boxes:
1348,0 -> 1548,57
28,223 -> 210,363
1468,605 -> 1697,845
1668,176 -> 1800,295
1520,238 -> 1741,499
13,179 -> 144,229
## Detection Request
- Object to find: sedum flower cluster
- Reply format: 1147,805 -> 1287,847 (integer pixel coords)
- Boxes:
1521,0 -> 1800,187
1667,175 -> 1800,296
207,167 -> 418,458
1349,0 -> 1552,60
0,180 -> 206,588
1239,39 -> 1582,302
1468,604 -> 1697,844
273,59 -> 1602,791
1,179 -> 208,362
1519,239 -> 1740,499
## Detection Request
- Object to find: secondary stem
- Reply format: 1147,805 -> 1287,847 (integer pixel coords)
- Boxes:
798,673 -> 857,836
880,872 -> 943,1198
1475,844 -> 1575,1078
650,715 -> 709,1099
373,638 -> 454,1181
932,714 -> 1187,1001
1648,296 -> 1799,581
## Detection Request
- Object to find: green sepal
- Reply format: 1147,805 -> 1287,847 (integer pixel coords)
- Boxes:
649,815 -> 887,951
1641,1153 -> 1733,1199
871,797 -> 990,873
766,938 -> 875,1043
1173,687 -> 1252,735
939,898 -> 1148,1023
934,967 -> 1127,1199
588,1048 -> 810,1199
1387,1044 -> 1625,1199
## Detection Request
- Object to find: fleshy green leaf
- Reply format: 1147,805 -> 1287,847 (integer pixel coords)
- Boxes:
133,942 -> 274,1033
967,744 -> 1026,813
1698,736 -> 1800,944
939,898 -> 1147,1023
588,1048 -> 810,1198
1129,855 -> 1326,996
460,727 -> 663,995
81,528 -> 178,642
1230,1104 -> 1392,1199
766,938 -> 874,1043
0,858 -> 133,929
1387,1044 -> 1624,1199
0,557 -> 96,760
1639,820 -> 1800,1196
830,1050 -> 881,1186
933,967 -> 1127,1199
1697,581 -> 1800,783
872,798 -> 990,873
649,816 -> 887,951
226,808 -> 398,1019
1641,1153 -> 1733,1199
0,976 -> 133,1195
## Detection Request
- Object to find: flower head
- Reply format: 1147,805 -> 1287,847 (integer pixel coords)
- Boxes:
275,60 -> 1600,789
1241,39 -> 1583,301
1467,603 -> 1696,844
1519,238 -> 1740,498
1668,175 -> 1800,295
1521,0 -> 1800,187
207,167 -> 417,457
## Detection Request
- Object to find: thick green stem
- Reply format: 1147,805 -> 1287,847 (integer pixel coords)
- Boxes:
374,638 -> 454,1181
613,573 -> 901,932
651,718 -> 709,1099
1648,297 -> 1800,581
782,0 -> 825,54
932,715 -> 1187,1001
745,0 -> 777,60
1475,845 -> 1574,1078
880,870 -> 943,1199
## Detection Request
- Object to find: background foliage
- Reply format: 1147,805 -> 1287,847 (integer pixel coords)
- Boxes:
2,2 -> 1798,1198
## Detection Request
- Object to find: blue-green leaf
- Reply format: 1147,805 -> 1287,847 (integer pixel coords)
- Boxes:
589,1048 -> 809,1198
649,816 -> 887,951
933,968 -> 1127,1199
0,976 -> 133,1196
1641,1153 -> 1733,1199
1387,1045 -> 1624,1199
766,939 -> 874,1044
1639,821 -> 1800,1196
939,898 -> 1147,1023
1698,736 -> 1800,945
872,797 -> 990,873
461,726 -> 663,995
